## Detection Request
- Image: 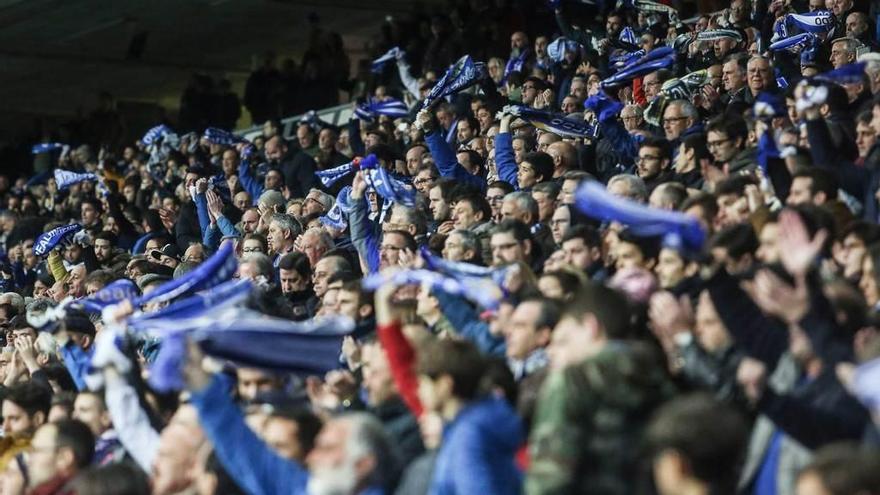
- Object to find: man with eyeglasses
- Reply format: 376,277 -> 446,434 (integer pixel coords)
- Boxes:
635,137 -> 674,193
662,100 -> 699,143
486,181 -> 514,224
302,189 -> 334,217
706,114 -> 756,173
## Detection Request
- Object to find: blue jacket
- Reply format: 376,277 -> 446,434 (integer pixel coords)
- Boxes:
425,130 -> 486,191
429,397 -> 524,495
494,132 -> 519,189
435,291 -> 505,356
190,374 -> 309,495
190,374 -> 390,495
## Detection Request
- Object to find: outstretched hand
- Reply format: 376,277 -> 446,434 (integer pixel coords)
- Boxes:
777,209 -> 827,277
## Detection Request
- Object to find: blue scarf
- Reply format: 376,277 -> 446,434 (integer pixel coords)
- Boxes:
77,280 -> 140,314
363,268 -> 505,310
601,49 -> 675,88
147,312 -> 355,392
31,143 -> 66,154
134,241 -> 237,307
547,37 -> 581,63
354,97 -> 410,121
128,279 -> 253,332
574,181 -> 706,252
504,105 -> 598,138
54,169 -> 98,190
423,55 -> 485,109
319,186 -> 352,230
34,224 -> 82,257
816,62 -> 867,85
315,154 -> 379,188
371,47 -> 402,73
203,127 -> 243,146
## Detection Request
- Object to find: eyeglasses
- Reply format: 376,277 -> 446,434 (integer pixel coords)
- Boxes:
707,138 -> 731,148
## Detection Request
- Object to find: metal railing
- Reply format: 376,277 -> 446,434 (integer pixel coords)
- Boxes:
237,103 -> 354,141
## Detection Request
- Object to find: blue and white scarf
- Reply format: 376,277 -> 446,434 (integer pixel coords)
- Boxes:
422,55 -> 485,109
574,181 -> 705,252
547,37 -> 581,63
77,280 -> 140,314
33,224 -> 83,257
372,47 -> 402,73
504,105 -> 598,139
315,154 -> 379,188
203,127 -> 243,146
362,268 -> 506,310
54,169 -> 98,190
134,240 -> 237,307
355,97 -> 410,121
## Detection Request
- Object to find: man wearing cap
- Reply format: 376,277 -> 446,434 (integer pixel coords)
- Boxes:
150,244 -> 182,270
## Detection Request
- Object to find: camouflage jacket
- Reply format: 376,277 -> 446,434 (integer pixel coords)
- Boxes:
526,340 -> 677,495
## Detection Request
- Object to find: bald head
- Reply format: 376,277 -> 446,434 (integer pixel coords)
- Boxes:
546,141 -> 577,177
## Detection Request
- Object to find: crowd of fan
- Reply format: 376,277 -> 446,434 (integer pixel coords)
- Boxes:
2,0 -> 880,494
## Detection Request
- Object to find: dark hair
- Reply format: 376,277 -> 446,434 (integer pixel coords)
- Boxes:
680,193 -> 719,222
798,443 -> 880,495
418,339 -> 486,401
522,296 -> 562,331
540,270 -> 583,297
54,419 -> 95,469
715,175 -> 755,197
432,177 -> 458,203
384,230 -> 417,252
270,408 -> 323,456
4,382 -> 51,418
492,219 -> 533,243
710,223 -> 759,260
792,166 -> 839,201
454,193 -> 492,223
646,394 -> 747,493
617,229 -> 661,261
640,136 -> 672,160
94,231 -> 117,245
682,133 -> 711,163
278,251 -> 311,279
563,282 -> 632,339
561,224 -> 601,249
706,114 -> 748,144
521,152 -> 554,183
70,461 -> 151,495
202,453 -> 247,495
487,181 -> 516,195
